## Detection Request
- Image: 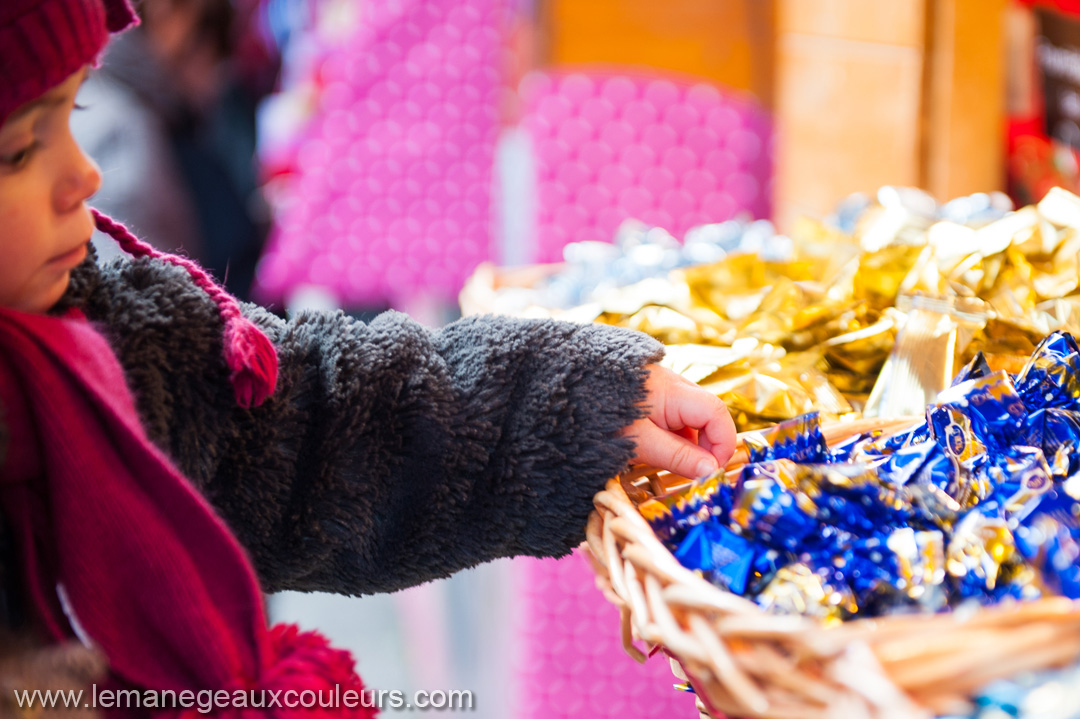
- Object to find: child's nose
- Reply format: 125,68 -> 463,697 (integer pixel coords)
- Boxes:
54,140 -> 102,213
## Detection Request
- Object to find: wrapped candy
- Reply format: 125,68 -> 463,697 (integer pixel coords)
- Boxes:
731,461 -> 818,551
466,185 -> 1080,718
952,352 -> 993,386
743,412 -> 830,464
886,528 -> 947,608
946,506 -> 1018,599
930,405 -> 987,463
1015,331 -> 1080,412
935,371 -> 1027,451
475,187 -> 1080,434
471,187 -> 1080,718
863,294 -> 990,418
756,562 -> 858,623
638,471 -> 734,543
643,330 -> 1080,623
672,518 -> 758,595
1023,409 -> 1080,477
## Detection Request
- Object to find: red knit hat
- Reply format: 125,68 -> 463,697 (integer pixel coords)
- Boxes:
0,0 -> 137,125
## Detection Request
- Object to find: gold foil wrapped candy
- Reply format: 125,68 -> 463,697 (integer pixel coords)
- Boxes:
472,186 -> 1080,431
756,563 -> 858,623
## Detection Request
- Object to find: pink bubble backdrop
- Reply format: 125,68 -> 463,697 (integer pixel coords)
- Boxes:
255,0 -> 505,307
513,552 -> 700,719
255,0 -> 771,309
253,9 -> 772,710
521,71 -> 772,263
511,73 -> 770,719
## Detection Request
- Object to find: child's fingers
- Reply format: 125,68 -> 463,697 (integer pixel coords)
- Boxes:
698,411 -> 737,466
629,419 -> 720,480
657,373 -> 737,465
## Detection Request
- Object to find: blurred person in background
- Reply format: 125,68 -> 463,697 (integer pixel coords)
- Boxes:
73,0 -> 275,300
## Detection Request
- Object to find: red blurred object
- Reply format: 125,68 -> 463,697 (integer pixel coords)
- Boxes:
1019,0 -> 1080,14
1007,0 -> 1080,204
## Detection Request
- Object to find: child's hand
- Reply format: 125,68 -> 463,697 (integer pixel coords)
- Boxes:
624,365 -> 737,478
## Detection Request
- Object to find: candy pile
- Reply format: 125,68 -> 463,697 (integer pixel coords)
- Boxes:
528,217 -> 786,310
641,332 -> 1080,623
487,187 -> 1080,431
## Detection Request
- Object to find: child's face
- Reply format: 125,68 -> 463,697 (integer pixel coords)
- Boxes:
0,67 -> 101,314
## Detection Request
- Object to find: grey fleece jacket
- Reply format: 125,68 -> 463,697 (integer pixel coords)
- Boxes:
29,248 -> 665,598
0,249 -> 663,709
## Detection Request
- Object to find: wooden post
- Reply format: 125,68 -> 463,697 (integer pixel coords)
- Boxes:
773,0 -> 1006,231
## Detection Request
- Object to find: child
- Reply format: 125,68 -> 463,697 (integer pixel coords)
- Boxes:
0,0 -> 736,715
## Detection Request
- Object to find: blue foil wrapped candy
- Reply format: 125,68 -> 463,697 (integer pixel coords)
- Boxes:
1015,331 -> 1080,412
673,518 -> 758,595
638,472 -> 735,544
930,405 -> 987,462
1023,408 -> 1080,478
797,463 -> 911,534
851,421 -> 932,462
935,371 -> 1028,451
756,562 -> 858,622
951,351 -> 993,387
985,446 -> 1054,518
732,461 -> 819,551
945,504 -> 1018,600
642,330 -> 1080,625
743,412 -> 830,464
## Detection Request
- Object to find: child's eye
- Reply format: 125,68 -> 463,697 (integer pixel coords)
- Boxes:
0,142 -> 39,169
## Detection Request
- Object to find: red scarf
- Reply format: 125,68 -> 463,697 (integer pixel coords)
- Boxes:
0,307 -> 375,717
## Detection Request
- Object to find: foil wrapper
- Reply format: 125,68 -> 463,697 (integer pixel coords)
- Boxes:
645,331 -> 1080,627
638,471 -> 734,544
472,187 -> 1080,433
743,412 -> 829,464
1015,331 -> 1080,412
756,563 -> 857,623
864,295 -> 990,418
673,518 -> 758,595
731,461 -> 818,551
936,371 -> 1027,451
946,508 -> 1017,598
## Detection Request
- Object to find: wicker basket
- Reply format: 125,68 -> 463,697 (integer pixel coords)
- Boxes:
584,418 -> 1080,719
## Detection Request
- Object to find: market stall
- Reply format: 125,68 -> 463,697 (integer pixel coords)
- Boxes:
466,185 -> 1080,718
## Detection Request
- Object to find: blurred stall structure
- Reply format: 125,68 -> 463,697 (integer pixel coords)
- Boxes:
537,0 -> 1011,232
251,0 -> 1026,310
86,1 -> 1042,718
773,0 -> 1007,230
1008,1 -> 1080,206
539,0 -> 774,104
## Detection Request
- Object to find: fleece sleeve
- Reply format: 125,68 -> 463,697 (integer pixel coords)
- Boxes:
65,256 -> 664,595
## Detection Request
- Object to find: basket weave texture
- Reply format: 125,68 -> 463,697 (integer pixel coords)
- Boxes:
584,420 -> 1080,719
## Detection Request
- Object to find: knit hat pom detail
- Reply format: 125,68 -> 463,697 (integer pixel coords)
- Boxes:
224,315 -> 279,408
177,625 -> 377,718
90,209 -> 278,408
